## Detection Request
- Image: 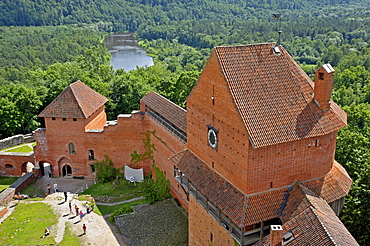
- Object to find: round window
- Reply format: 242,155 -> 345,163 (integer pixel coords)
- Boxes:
208,128 -> 218,149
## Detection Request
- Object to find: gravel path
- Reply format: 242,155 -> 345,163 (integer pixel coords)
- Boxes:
95,196 -> 145,206
2,176 -> 188,246
1,175 -> 129,245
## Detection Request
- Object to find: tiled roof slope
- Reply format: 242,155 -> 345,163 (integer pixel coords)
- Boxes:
253,183 -> 358,246
172,150 -> 356,245
303,161 -> 352,203
171,149 -> 287,227
39,81 -> 108,119
141,91 -> 187,132
215,43 -> 347,148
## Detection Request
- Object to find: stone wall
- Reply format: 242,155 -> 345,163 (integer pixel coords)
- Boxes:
0,134 -> 35,150
0,172 -> 36,205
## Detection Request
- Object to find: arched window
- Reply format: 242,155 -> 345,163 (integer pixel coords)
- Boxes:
5,164 -> 13,169
69,142 -> 75,154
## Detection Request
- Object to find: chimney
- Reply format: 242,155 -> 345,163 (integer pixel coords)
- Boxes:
313,64 -> 335,112
270,225 -> 283,246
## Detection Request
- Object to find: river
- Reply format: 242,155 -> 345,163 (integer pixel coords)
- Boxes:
104,33 -> 154,71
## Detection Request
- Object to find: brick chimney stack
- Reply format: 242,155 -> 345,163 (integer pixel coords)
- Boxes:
270,225 -> 283,246
313,64 -> 335,112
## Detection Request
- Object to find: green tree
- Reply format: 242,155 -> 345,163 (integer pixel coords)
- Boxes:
93,155 -> 121,183
0,84 -> 43,138
336,103 -> 370,245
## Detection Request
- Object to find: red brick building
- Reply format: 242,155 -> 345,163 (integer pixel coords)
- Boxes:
2,43 -> 357,245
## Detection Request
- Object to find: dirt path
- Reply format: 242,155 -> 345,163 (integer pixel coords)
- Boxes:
2,176 -> 129,245
44,192 -> 122,245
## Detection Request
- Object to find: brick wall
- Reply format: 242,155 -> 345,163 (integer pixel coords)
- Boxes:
142,114 -> 188,209
245,132 -> 337,194
186,50 -> 338,195
0,154 -> 35,176
188,195 -> 234,246
41,116 -> 89,177
0,172 -> 36,205
85,106 -> 107,131
187,50 -> 252,192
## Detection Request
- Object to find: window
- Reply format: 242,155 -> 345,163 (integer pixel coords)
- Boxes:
88,150 -> 94,160
5,164 -> 13,169
207,125 -> 219,150
63,118 -> 66,121
318,72 -> 324,80
73,118 -> 77,121
52,117 -> 56,121
89,164 -> 95,173
69,142 -> 75,154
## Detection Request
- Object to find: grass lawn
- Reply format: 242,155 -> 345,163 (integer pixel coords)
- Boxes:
21,181 -> 46,198
81,179 -> 142,202
0,203 -> 58,245
0,176 -> 19,185
97,198 -> 147,216
58,222 -> 82,246
2,142 -> 36,153
0,177 -> 19,192
0,202 -> 83,246
0,185 -> 9,193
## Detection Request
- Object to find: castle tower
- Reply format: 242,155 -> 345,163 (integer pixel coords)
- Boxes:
35,81 -> 108,177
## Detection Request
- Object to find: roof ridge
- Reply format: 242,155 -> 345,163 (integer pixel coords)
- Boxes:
143,91 -> 187,112
70,81 -> 87,118
310,206 -> 337,245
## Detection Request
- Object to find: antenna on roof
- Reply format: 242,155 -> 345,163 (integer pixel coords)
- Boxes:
272,13 -> 282,46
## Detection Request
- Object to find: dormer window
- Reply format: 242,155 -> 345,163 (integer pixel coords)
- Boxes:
69,142 -> 75,154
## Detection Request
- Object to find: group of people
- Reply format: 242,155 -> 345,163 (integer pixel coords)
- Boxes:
46,182 -> 59,195
41,187 -> 91,239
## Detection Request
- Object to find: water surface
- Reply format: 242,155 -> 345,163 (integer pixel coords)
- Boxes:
104,33 -> 154,71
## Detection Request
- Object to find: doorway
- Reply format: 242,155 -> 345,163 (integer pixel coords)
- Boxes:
62,164 -> 72,176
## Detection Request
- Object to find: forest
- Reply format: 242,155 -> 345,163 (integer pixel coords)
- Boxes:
0,0 -> 370,244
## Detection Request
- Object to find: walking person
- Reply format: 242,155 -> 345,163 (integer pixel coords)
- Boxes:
46,184 -> 51,195
64,190 -> 68,202
53,183 -> 58,193
41,227 -> 49,238
79,210 -> 84,222
75,205 -> 79,216
82,224 -> 86,235
68,200 -> 73,215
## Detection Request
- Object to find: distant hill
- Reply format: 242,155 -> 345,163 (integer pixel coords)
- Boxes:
0,0 -> 369,32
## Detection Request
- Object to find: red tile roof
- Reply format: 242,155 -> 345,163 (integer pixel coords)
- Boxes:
215,43 -> 347,148
39,81 -> 108,119
172,150 -> 356,245
254,183 -> 358,246
141,91 -> 187,133
303,161 -> 352,203
171,149 -> 287,227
